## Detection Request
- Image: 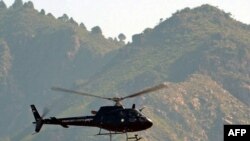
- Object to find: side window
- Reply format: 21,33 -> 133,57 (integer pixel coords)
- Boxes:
119,111 -> 125,117
128,110 -> 137,122
130,111 -> 135,117
129,110 -> 141,117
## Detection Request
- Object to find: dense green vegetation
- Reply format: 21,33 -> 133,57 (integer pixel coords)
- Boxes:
88,4 -> 250,104
0,0 -> 123,140
0,1 -> 249,141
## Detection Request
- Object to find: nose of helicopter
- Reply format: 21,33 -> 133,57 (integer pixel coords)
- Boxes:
146,118 -> 153,128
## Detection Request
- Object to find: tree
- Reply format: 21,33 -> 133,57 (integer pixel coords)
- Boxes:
69,17 -> 78,25
80,23 -> 86,30
143,28 -> 152,34
23,1 -> 34,9
47,13 -> 55,19
91,26 -> 102,35
132,34 -> 144,45
40,9 -> 45,15
58,14 -> 69,22
11,0 -> 23,9
0,1 -> 7,9
118,33 -> 126,42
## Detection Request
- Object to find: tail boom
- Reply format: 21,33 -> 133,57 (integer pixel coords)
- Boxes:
31,105 -> 96,133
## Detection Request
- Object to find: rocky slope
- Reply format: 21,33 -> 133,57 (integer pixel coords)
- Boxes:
0,2 -> 250,141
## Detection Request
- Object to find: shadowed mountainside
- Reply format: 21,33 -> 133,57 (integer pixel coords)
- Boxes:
0,2 -> 249,141
87,5 -> 250,105
0,0 -> 123,138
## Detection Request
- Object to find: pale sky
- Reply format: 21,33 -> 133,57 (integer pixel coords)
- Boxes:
3,0 -> 250,41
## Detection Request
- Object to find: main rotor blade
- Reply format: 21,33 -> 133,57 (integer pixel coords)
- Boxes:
121,82 -> 168,100
51,87 -> 111,100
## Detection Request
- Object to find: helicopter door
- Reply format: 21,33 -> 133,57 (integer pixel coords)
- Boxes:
119,111 -> 126,124
100,116 -> 103,126
118,110 -> 127,131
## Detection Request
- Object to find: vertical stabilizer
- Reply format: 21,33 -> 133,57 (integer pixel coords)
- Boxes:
30,105 -> 44,133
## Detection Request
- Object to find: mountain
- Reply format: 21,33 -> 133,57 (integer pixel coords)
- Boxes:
68,4 -> 250,141
0,0 -> 124,139
87,5 -> 250,105
0,2 -> 250,141
140,74 -> 250,141
15,75 -> 250,141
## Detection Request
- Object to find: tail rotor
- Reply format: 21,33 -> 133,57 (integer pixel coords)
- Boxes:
30,105 -> 45,133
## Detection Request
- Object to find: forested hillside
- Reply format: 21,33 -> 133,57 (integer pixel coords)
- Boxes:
0,0 -> 123,139
0,1 -> 249,141
88,5 -> 250,105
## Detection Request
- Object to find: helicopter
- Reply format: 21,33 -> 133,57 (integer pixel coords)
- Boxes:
30,82 -> 168,141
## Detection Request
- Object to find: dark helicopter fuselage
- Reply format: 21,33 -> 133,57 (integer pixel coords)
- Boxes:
31,82 -> 168,138
32,105 -> 153,133
93,106 -> 153,132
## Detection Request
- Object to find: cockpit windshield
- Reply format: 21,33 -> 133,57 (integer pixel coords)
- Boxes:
128,109 -> 144,117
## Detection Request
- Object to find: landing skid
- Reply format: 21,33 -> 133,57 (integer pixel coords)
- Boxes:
96,128 -> 142,141
126,134 -> 142,141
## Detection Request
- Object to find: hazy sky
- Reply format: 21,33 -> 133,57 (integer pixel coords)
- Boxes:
3,0 -> 250,41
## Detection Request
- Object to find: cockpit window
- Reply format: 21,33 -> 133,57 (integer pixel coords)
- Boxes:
128,110 -> 143,117
119,111 -> 125,117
